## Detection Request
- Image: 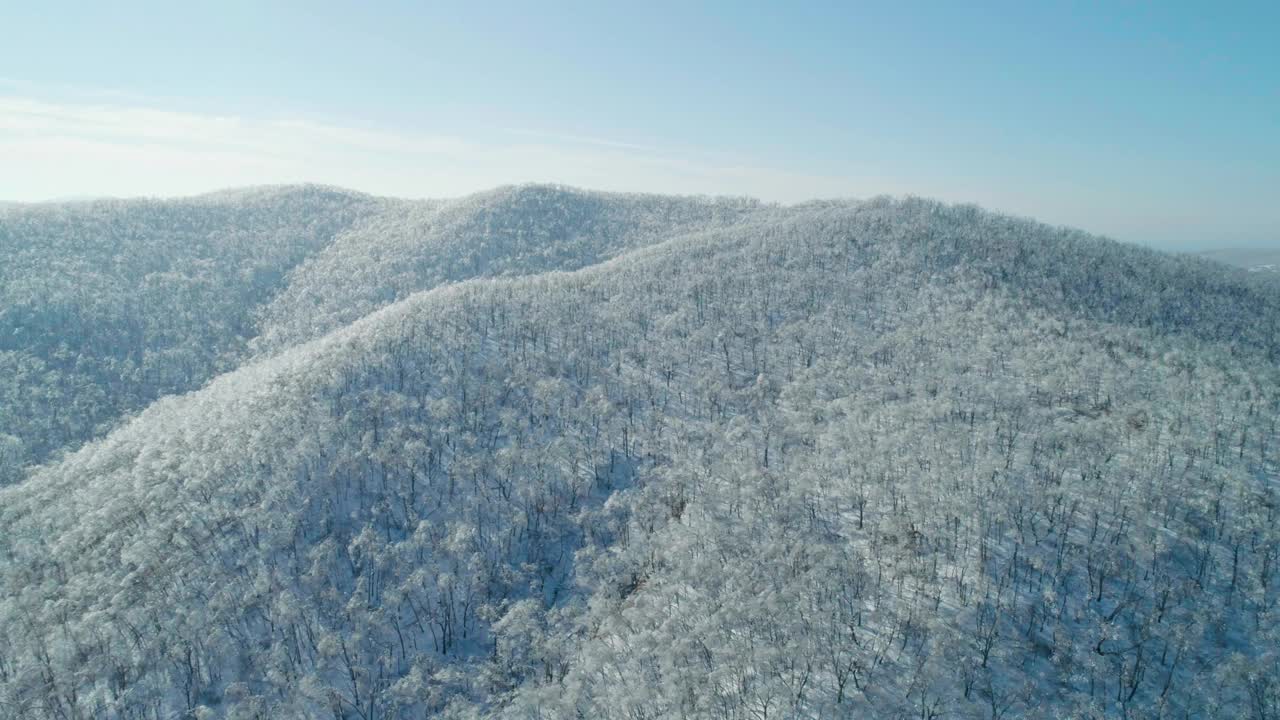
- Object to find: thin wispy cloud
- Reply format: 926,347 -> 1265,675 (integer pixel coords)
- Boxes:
0,94 -> 865,203
498,127 -> 662,153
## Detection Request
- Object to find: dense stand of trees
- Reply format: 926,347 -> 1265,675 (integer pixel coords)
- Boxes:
0,189 -> 1276,718
0,186 -> 383,470
0,185 -> 763,477
250,185 -> 766,353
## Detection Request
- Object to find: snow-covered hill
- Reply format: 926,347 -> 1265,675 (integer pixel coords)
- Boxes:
0,186 -> 766,476
251,184 -> 771,353
0,190 -> 1276,718
0,185 -> 382,472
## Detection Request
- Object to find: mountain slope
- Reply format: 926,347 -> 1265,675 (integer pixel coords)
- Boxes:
0,185 -> 383,473
0,186 -> 769,480
1,197 -> 1276,719
250,184 -> 770,353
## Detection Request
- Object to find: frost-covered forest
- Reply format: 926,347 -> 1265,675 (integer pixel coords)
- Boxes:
0,186 -> 1277,719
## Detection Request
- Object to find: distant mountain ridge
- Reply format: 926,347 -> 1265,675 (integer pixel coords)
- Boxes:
1199,247 -> 1280,273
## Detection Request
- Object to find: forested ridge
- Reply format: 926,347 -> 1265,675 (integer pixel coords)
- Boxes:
0,185 -> 384,472
0,185 -> 763,478
0,187 -> 1276,718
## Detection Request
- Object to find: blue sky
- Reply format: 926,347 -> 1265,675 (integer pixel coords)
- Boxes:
1,1 -> 1276,250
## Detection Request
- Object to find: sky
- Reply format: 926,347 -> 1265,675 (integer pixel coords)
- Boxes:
1,1 -> 1277,250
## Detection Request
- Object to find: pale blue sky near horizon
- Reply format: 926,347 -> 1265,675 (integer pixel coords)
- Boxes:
1,1 -> 1276,250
